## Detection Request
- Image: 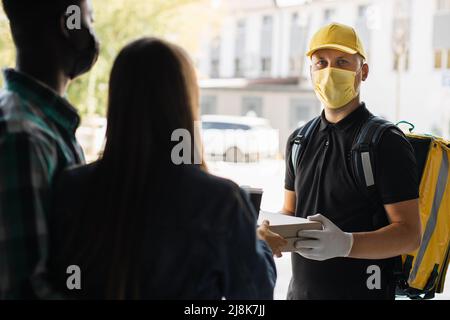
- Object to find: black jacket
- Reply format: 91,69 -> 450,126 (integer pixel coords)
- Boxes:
48,162 -> 276,299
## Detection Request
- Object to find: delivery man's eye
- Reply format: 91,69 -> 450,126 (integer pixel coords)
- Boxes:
316,60 -> 327,67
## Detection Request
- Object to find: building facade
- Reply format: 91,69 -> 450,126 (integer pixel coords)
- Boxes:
197,0 -> 450,153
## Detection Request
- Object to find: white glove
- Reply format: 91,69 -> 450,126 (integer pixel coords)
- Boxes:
294,214 -> 354,261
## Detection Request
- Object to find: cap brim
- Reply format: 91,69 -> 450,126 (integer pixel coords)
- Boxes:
306,44 -> 359,57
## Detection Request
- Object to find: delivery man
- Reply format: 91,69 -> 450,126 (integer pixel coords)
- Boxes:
257,23 -> 422,300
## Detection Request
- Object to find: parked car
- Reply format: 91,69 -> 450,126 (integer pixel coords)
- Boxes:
201,115 -> 279,162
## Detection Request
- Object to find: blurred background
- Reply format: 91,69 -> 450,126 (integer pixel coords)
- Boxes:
1,0 -> 449,299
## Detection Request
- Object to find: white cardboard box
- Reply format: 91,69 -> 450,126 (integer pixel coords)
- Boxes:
258,211 -> 323,252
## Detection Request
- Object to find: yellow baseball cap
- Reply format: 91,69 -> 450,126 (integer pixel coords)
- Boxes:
306,22 -> 367,60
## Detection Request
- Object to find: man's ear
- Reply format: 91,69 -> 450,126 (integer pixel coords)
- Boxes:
361,63 -> 369,81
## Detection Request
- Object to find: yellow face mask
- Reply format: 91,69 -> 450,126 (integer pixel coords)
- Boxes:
312,67 -> 361,109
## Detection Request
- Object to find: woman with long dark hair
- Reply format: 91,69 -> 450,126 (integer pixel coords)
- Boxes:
48,38 -> 276,299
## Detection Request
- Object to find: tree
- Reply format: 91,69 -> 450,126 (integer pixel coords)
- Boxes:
0,0 -> 209,116
0,10 -> 14,81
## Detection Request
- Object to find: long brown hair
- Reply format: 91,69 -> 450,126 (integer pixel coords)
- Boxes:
67,38 -> 206,299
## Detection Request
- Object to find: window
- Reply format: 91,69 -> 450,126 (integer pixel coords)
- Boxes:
234,58 -> 243,77
289,12 -> 308,75
210,37 -> 221,78
242,97 -> 263,117
292,12 -> 299,26
323,8 -> 335,23
437,0 -> 450,12
263,15 -> 272,26
433,10 -> 450,59
200,96 -> 218,115
435,49 -> 443,69
261,57 -> 272,73
358,4 -> 368,18
235,19 -> 246,77
260,15 -> 273,76
392,0 -> 411,71
356,4 -> 371,59
210,60 -> 220,78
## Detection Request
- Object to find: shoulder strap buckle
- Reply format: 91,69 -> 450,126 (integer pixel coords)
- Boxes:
292,135 -> 304,145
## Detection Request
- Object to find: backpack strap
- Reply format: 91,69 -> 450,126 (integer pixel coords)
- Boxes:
353,116 -> 418,298
291,117 -> 321,173
351,115 -> 403,196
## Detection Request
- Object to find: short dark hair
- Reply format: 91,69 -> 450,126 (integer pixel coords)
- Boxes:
2,0 -> 80,27
2,0 -> 82,47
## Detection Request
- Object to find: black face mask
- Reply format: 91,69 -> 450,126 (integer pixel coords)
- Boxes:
64,21 -> 100,79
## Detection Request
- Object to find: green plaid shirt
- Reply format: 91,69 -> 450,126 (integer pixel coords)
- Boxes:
0,69 -> 85,299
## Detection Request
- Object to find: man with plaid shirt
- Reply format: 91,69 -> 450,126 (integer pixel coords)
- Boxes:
0,0 -> 99,299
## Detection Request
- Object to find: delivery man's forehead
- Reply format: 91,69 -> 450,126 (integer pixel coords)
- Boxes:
311,49 -> 357,61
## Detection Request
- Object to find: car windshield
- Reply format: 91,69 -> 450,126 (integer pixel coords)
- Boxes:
202,122 -> 251,130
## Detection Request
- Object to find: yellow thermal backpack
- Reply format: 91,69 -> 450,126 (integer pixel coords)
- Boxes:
394,122 -> 450,299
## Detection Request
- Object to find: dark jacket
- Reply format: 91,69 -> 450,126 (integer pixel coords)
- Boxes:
48,161 -> 276,299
